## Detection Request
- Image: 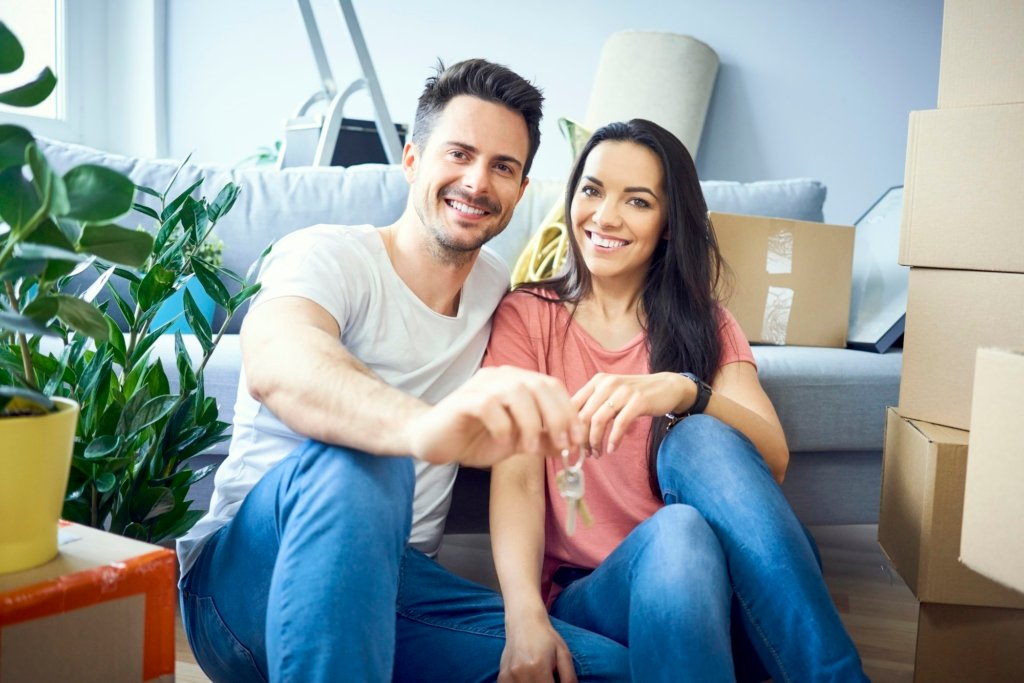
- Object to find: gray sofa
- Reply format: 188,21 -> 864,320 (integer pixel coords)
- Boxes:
39,138 -> 902,534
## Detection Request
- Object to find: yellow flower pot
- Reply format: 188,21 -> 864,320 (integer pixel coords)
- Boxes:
0,397 -> 78,574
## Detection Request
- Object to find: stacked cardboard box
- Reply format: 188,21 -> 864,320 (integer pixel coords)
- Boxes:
0,522 -> 176,683
879,1 -> 1024,679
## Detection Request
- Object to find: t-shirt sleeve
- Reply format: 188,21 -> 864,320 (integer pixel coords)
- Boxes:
717,305 -> 757,370
250,227 -> 368,334
482,292 -> 543,372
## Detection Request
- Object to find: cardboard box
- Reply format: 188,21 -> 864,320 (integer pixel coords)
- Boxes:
0,523 -> 176,683
937,0 -> 1024,108
878,408 -> 1024,608
899,268 -> 1024,430
710,212 -> 854,347
912,602 -> 1024,681
960,348 -> 1024,594
899,104 -> 1024,274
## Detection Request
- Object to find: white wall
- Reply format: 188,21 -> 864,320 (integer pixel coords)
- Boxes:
161,0 -> 942,224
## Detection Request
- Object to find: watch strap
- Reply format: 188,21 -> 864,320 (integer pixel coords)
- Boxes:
665,372 -> 712,430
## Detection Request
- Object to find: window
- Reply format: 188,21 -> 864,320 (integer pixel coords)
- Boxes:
0,0 -> 63,120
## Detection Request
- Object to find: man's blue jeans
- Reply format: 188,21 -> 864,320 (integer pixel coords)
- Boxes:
549,415 -> 868,683
178,440 -> 629,682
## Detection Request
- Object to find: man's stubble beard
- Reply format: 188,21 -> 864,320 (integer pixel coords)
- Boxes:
414,191 -> 508,268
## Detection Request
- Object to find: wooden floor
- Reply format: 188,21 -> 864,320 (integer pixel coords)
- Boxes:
175,524 -> 918,682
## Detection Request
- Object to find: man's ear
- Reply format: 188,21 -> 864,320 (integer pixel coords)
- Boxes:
515,176 -> 530,205
402,141 -> 418,182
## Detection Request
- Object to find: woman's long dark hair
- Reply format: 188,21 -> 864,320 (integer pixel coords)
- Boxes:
538,119 -> 726,499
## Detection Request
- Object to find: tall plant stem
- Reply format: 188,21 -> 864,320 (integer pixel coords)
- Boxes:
4,280 -> 37,389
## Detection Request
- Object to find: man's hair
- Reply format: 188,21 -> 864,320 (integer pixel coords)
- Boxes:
412,59 -> 544,178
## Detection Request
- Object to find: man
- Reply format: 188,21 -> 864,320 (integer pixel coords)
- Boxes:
177,59 -> 628,682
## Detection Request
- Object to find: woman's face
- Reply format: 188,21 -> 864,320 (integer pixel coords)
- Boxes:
569,140 -> 667,287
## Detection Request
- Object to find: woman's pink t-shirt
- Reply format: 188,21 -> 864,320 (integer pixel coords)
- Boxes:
482,289 -> 756,603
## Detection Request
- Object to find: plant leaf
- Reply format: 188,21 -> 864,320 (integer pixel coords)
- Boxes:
84,435 -> 122,460
136,264 -> 175,313
228,283 -> 262,313
0,309 -> 57,337
135,486 -> 176,522
94,471 -> 118,493
105,279 -> 136,329
24,217 -> 75,251
150,508 -> 205,544
189,256 -> 229,308
0,165 -> 41,232
105,316 -> 126,366
78,223 -> 154,267
122,522 -> 149,540
0,67 -> 56,107
175,331 -> 197,393
129,395 -> 178,435
0,257 -> 45,282
152,204 -> 183,254
63,164 -> 135,222
54,295 -> 109,341
0,22 -> 26,74
27,143 -> 69,216
208,183 -> 239,222
81,265 -> 115,304
182,288 -> 213,353
14,241 -> 87,263
0,124 -> 32,171
22,294 -> 59,321
135,184 -> 162,200
132,202 -> 160,221
160,177 -> 202,222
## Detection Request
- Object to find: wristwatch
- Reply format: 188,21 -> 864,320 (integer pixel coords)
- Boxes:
665,372 -> 712,430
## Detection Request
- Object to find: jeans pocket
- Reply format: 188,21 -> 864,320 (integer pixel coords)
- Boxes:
183,593 -> 267,683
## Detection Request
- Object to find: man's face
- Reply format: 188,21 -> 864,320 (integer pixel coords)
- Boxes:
403,95 -> 531,263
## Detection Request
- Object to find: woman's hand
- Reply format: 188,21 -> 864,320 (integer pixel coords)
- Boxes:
572,372 -> 695,454
499,610 -> 578,683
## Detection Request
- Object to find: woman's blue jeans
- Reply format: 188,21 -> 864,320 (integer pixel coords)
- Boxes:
549,415 -> 869,683
179,440 -> 628,682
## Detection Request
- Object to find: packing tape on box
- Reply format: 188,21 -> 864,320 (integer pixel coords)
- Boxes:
766,229 -> 793,274
762,286 -> 794,345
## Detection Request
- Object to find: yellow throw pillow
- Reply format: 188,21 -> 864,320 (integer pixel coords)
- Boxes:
511,118 -> 591,287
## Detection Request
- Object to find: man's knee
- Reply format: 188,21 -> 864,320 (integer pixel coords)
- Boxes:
278,440 -> 416,528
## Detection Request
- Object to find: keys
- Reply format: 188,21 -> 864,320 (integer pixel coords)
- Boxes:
557,447 -> 593,536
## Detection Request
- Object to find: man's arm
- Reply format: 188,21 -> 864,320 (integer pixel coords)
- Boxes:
242,295 -> 424,456
242,296 -> 584,466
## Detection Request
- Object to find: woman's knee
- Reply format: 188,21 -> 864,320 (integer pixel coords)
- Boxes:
636,505 -> 724,571
656,416 -> 767,494
632,505 -> 730,602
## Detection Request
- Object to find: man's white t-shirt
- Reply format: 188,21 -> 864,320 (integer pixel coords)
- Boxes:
177,224 -> 510,576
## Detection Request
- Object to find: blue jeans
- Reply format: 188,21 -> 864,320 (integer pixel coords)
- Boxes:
549,415 -> 868,683
179,440 -> 629,682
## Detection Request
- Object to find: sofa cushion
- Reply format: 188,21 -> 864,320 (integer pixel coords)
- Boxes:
752,346 -> 902,452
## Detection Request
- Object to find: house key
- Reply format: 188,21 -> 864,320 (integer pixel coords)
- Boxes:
557,447 -> 593,536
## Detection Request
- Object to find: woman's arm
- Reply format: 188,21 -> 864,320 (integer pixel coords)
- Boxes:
490,454 -> 578,682
573,363 -> 789,483
702,361 -> 789,482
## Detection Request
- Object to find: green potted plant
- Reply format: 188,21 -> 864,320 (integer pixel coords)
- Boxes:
47,169 -> 264,543
0,22 -> 153,572
1,21 -> 265,557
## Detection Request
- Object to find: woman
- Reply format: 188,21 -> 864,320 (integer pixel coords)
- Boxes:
486,119 -> 867,682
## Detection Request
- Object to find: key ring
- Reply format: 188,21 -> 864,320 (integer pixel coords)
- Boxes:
560,446 -> 586,474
